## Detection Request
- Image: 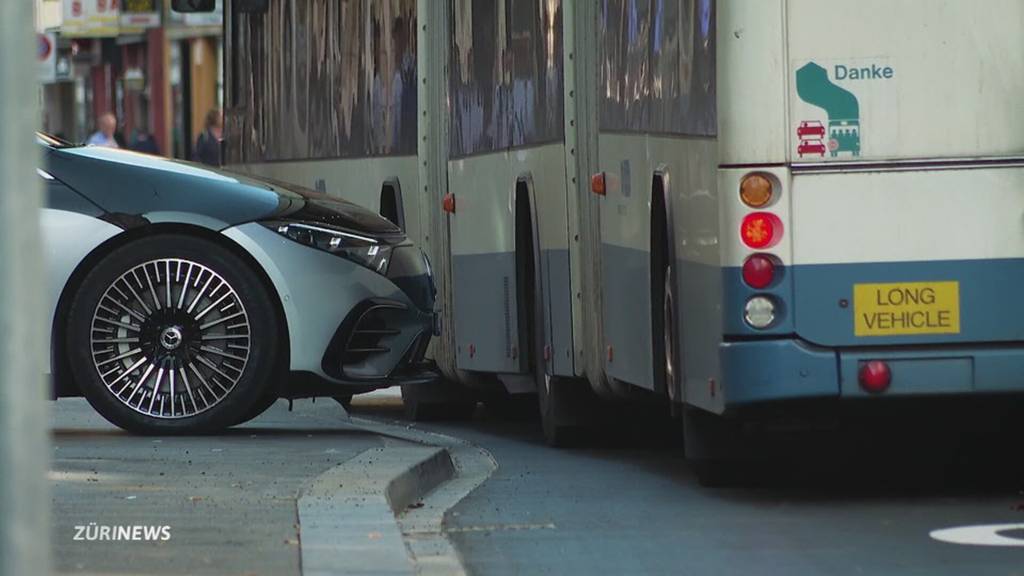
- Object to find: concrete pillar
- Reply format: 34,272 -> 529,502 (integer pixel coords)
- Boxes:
0,1 -> 50,575
147,27 -> 172,156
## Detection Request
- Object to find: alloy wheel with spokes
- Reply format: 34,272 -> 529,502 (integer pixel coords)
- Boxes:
68,234 -> 279,434
90,258 -> 251,419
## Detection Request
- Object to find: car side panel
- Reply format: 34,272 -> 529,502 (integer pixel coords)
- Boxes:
44,177 -> 104,216
42,208 -> 123,373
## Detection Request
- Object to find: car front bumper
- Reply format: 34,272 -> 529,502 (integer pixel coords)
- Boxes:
222,222 -> 438,391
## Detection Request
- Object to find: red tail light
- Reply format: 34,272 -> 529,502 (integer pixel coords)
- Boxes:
858,360 -> 891,393
591,172 -> 607,196
740,212 -> 783,249
742,254 -> 776,289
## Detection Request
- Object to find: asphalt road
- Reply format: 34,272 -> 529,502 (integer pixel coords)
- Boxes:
50,391 -> 1024,576
359,399 -> 1024,576
51,397 -> 371,576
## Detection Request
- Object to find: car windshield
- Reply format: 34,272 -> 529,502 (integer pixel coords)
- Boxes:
36,132 -> 76,148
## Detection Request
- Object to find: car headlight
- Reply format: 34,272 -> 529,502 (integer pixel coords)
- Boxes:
261,221 -> 393,274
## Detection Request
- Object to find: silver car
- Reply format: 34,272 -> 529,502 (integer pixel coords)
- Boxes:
39,134 -> 438,434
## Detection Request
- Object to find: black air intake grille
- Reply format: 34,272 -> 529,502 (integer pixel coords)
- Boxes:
343,308 -> 399,365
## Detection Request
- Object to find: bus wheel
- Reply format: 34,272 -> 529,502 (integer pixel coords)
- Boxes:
537,374 -> 590,447
650,186 -> 678,405
332,395 -> 353,410
481,388 -> 538,421
400,381 -> 477,421
683,405 -> 746,487
661,265 -> 679,403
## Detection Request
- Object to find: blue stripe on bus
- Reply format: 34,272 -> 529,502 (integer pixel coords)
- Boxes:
719,258 -> 1024,405
719,338 -> 1024,405
786,257 -> 1024,346
720,339 -> 838,405
723,257 -> 1024,344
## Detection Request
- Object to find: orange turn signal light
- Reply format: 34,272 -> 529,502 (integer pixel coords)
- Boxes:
740,174 -> 773,208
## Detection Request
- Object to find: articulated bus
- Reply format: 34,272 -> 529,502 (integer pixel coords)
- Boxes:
219,0 -> 1024,475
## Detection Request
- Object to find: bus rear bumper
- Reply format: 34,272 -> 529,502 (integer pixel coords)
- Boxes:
720,339 -> 838,405
720,339 -> 1024,406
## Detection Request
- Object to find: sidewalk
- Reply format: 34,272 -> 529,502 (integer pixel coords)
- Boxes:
51,396 -> 425,576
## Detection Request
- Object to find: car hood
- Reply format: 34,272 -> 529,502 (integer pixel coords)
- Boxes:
45,146 -> 401,235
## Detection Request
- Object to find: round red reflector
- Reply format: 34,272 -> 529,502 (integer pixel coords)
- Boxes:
858,360 -> 891,394
742,254 -> 776,288
740,212 -> 782,249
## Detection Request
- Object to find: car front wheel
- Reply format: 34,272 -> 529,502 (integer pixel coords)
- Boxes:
67,234 -> 281,434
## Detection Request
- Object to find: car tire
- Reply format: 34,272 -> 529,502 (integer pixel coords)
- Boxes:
67,234 -> 281,434
231,390 -> 281,426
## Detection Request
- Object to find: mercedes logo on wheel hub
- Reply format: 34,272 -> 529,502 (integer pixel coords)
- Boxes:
160,326 -> 184,351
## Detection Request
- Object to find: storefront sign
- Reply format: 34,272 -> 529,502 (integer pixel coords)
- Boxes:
62,0 -> 121,37
120,0 -> 161,32
167,0 -> 223,27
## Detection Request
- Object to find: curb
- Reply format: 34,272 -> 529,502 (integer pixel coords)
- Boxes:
385,444 -> 455,515
351,416 -> 499,576
298,443 -> 455,576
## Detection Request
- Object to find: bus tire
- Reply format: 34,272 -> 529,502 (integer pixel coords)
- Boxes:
332,395 -> 353,410
400,381 -> 477,421
691,460 -> 744,488
683,405 -> 747,487
538,374 -> 591,447
481,389 -> 538,421
653,262 -> 679,403
651,183 -> 679,404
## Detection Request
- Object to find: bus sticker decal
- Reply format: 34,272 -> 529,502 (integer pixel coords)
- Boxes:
795,62 -> 861,159
853,281 -> 960,337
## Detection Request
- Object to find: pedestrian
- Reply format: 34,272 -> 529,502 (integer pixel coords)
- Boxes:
130,130 -> 161,155
86,112 -> 119,148
193,108 -> 222,166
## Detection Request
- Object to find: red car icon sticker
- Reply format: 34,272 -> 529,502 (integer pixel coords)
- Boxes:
797,139 -> 827,157
797,120 -> 826,139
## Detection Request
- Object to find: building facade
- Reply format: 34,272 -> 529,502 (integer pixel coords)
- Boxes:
37,0 -> 222,159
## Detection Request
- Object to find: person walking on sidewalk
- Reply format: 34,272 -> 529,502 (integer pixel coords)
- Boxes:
86,112 -> 119,148
194,108 -> 223,166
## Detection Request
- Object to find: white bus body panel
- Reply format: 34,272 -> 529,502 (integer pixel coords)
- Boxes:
786,0 -> 1024,163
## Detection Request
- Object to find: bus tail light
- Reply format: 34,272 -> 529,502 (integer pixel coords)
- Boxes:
591,172 -> 606,196
742,254 -> 777,289
740,212 -> 783,249
740,174 -> 773,208
743,296 -> 776,329
859,360 -> 891,393
442,193 -> 456,214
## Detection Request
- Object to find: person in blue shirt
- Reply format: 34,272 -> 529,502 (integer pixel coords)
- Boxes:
86,113 -> 119,148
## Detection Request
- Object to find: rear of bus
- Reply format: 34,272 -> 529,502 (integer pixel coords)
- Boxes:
715,1 -> 1024,409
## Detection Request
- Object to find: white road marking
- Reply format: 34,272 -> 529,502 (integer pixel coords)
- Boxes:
929,524 -> 1024,547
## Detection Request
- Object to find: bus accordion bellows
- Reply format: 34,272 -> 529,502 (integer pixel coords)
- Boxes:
223,0 -> 1024,480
